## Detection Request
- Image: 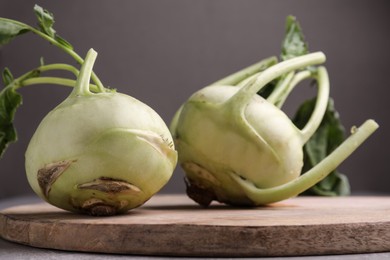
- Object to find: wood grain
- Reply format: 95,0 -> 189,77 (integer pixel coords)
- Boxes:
1,195 -> 390,257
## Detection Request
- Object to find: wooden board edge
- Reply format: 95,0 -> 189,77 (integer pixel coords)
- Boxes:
1,211 -> 390,257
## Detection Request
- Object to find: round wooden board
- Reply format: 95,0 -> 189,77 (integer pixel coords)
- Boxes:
1,195 -> 390,257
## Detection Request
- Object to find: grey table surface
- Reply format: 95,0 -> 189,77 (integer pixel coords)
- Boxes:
1,196 -> 390,260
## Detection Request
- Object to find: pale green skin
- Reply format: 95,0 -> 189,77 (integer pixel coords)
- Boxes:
171,52 -> 378,206
175,86 -> 303,205
25,49 -> 177,215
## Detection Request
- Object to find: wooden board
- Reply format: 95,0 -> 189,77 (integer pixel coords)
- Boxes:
1,195 -> 390,257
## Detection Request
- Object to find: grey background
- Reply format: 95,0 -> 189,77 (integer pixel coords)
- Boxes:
0,0 -> 388,200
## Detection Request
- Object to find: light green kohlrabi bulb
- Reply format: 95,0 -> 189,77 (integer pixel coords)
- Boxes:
25,49 -> 177,216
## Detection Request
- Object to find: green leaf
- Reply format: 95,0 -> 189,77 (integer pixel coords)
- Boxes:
33,4 -> 56,38
0,67 -> 40,158
33,4 -> 73,50
2,68 -> 14,86
293,98 -> 350,196
0,19 -> 30,46
258,16 -> 309,98
0,86 -> 22,158
281,16 -> 309,61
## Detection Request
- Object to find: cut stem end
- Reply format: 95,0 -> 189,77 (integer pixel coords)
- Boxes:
71,48 -> 98,96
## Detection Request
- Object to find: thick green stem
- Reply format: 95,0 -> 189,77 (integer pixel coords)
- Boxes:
71,48 -> 97,96
225,52 -> 326,110
229,119 -> 379,205
209,56 -> 277,86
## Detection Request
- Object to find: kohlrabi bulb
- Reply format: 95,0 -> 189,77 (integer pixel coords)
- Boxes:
25,49 -> 177,216
171,53 -> 378,207
174,86 -> 304,206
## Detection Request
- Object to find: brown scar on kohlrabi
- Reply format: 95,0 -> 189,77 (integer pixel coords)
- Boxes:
37,160 -> 75,198
76,178 -> 143,216
77,177 -> 142,194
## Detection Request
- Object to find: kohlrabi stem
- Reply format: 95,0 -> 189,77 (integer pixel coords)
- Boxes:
266,71 -> 295,104
266,67 -> 329,144
230,119 -> 379,205
4,62 -> 99,95
272,70 -> 311,108
37,64 -> 79,76
299,66 -> 329,143
209,56 -> 278,86
0,18 -> 105,92
225,52 -> 326,109
71,48 -> 97,96
236,72 -> 260,88
20,77 -> 99,92
29,27 -> 105,92
265,67 -> 329,144
10,63 -> 79,91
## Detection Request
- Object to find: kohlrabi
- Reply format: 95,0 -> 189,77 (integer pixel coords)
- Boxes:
0,6 -> 177,215
170,17 -> 378,207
